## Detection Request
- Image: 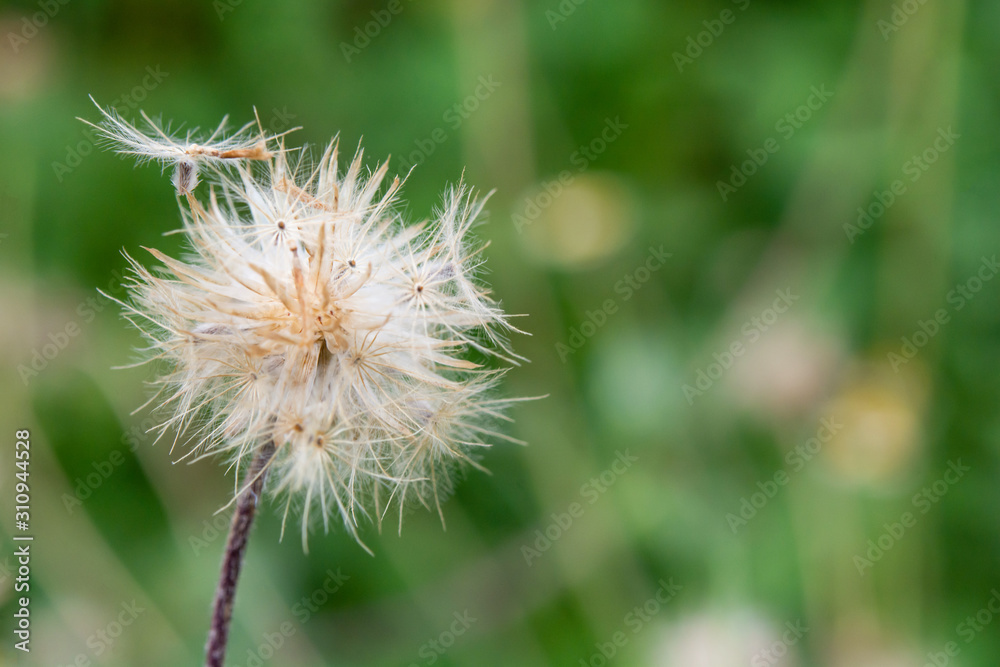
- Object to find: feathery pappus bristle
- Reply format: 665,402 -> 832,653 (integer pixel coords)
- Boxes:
89,101 -> 528,552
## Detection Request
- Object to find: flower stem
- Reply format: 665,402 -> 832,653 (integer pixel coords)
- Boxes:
205,441 -> 275,667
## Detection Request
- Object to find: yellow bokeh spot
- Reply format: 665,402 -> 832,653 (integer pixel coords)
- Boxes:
517,172 -> 635,269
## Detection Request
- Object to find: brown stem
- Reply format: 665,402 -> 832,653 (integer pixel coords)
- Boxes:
205,441 -> 275,667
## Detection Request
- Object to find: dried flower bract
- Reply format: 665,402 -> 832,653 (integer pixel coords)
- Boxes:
91,102 -> 526,551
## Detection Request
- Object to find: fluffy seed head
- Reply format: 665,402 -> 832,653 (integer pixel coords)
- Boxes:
90,103 -> 525,551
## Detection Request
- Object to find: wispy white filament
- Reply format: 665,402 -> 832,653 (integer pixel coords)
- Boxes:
92,103 -> 525,551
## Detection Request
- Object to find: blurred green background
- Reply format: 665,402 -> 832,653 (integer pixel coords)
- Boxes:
2,0 -> 999,665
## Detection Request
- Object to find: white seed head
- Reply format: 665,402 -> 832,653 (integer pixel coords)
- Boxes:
91,103 -> 526,551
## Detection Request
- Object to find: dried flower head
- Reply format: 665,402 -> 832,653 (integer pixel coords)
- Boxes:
89,103 -> 526,551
